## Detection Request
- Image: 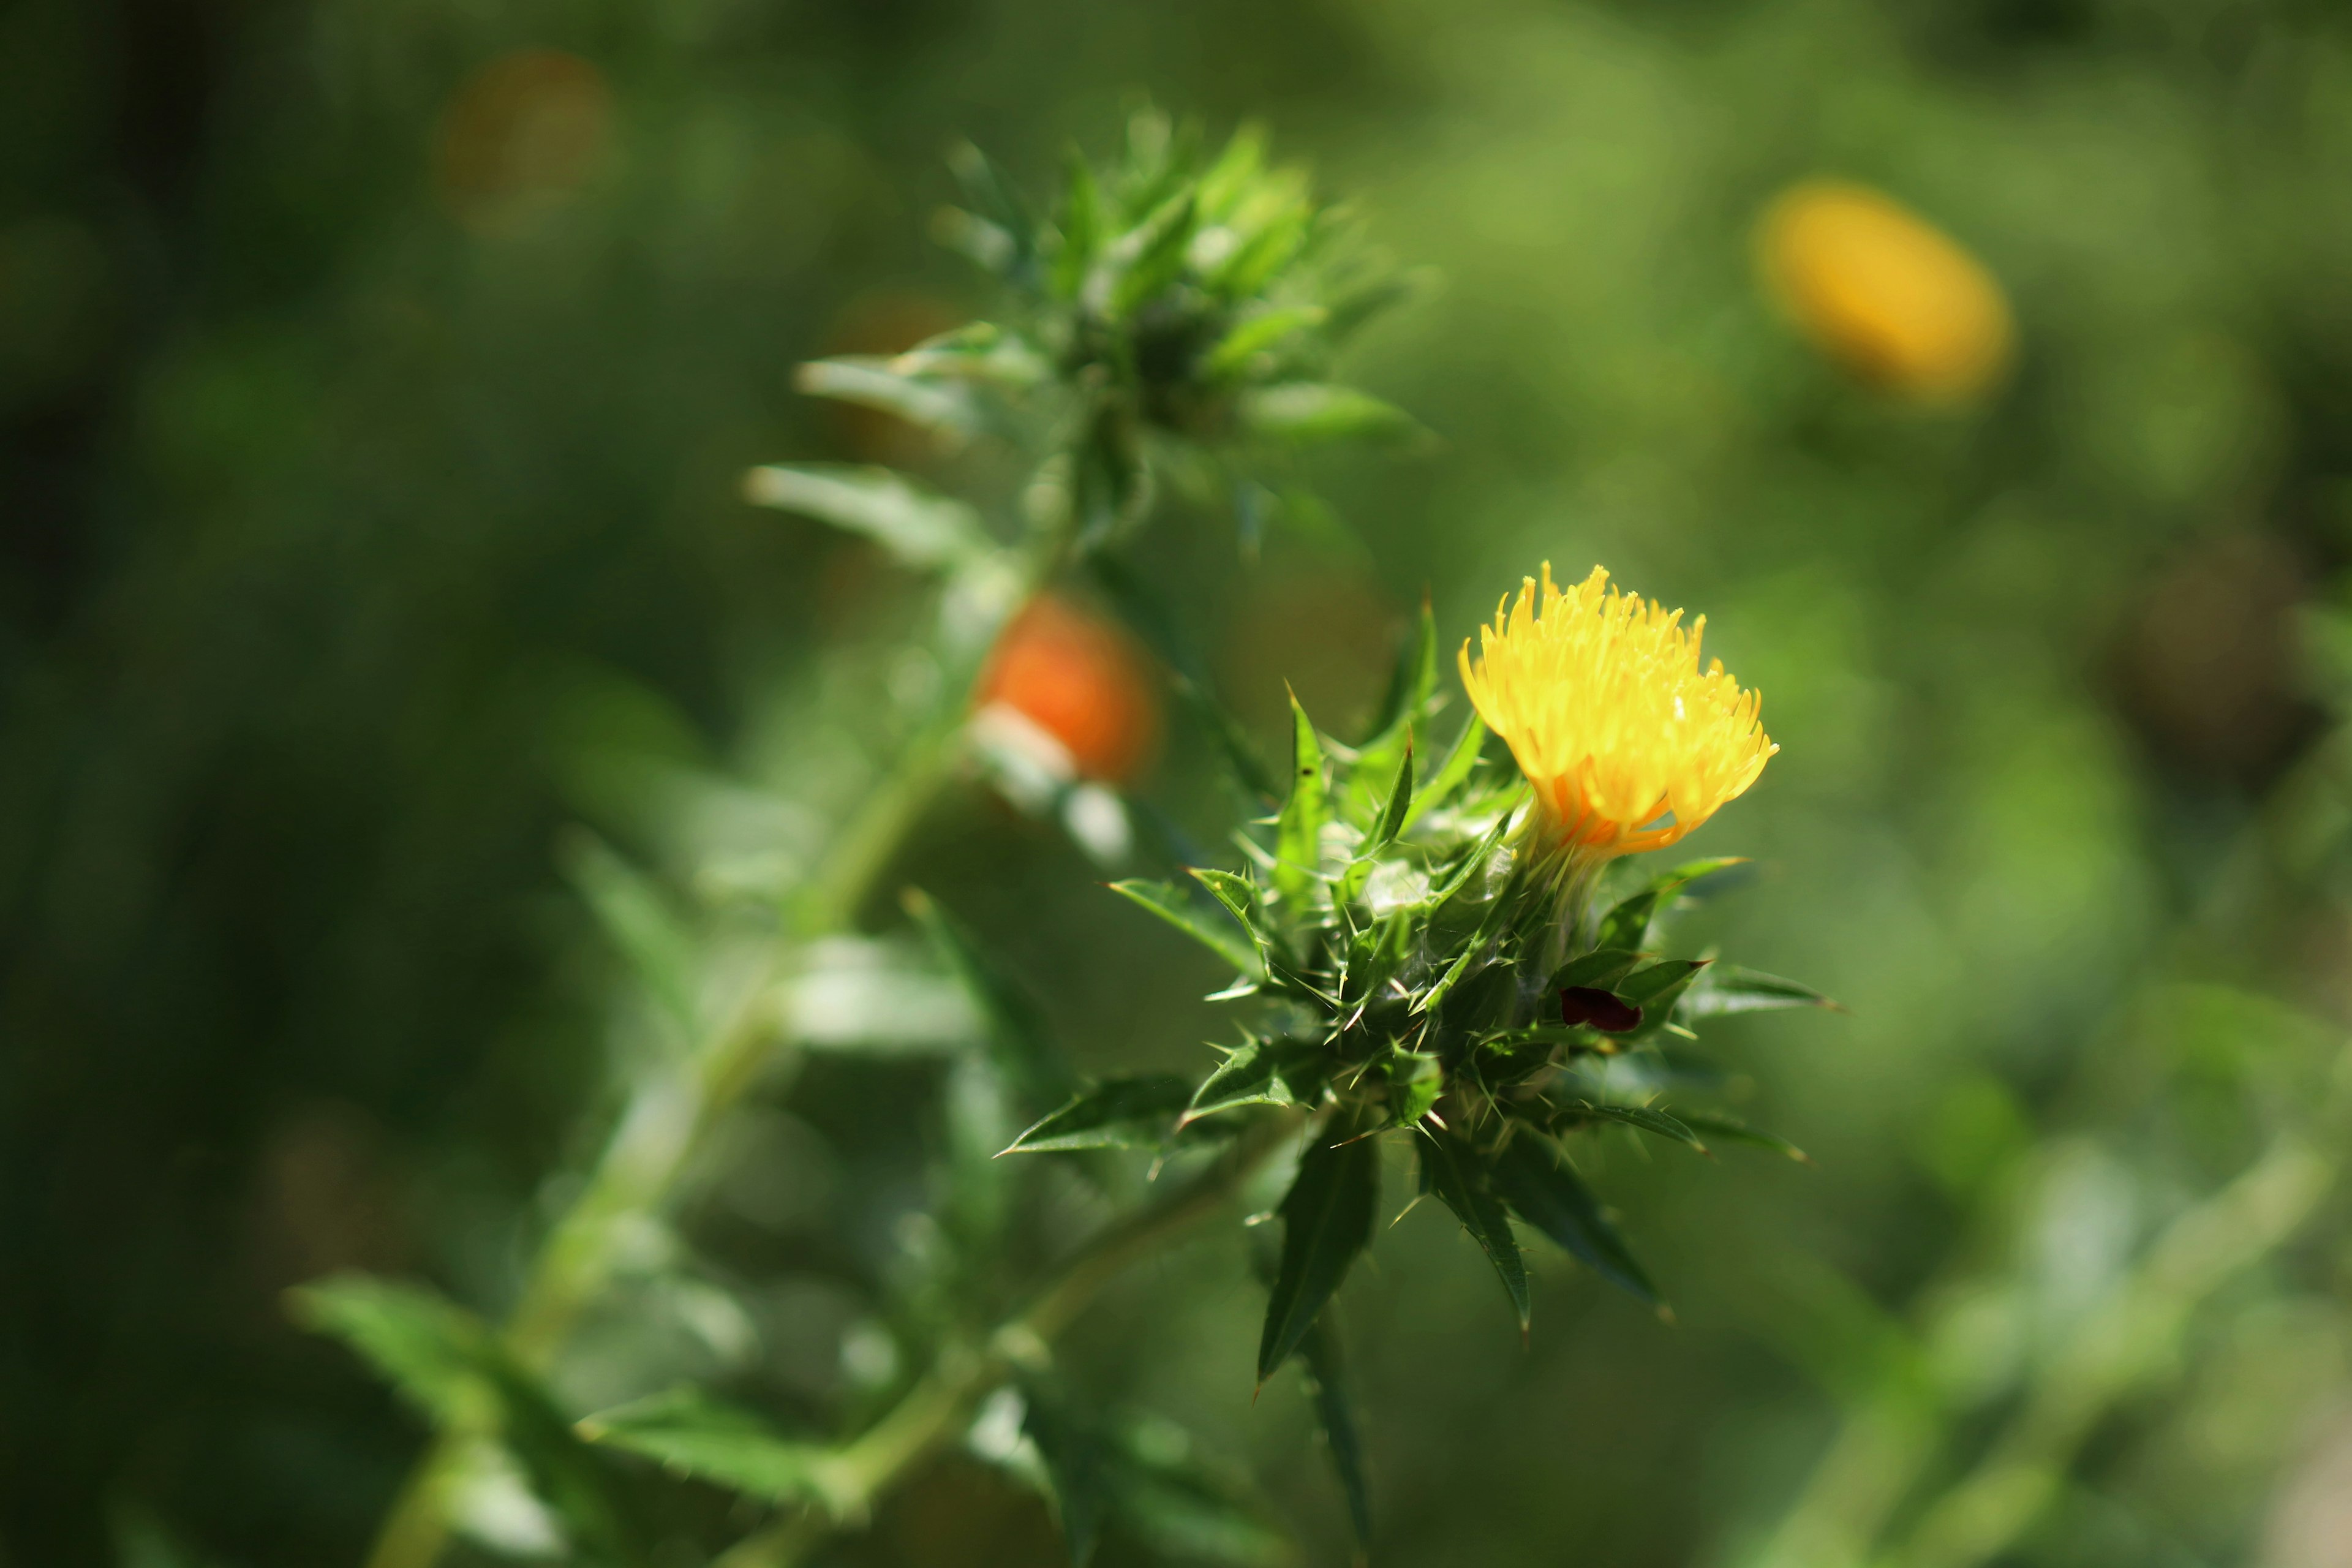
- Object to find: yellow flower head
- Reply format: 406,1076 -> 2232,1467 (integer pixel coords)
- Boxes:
1459,565 -> 1776,859
1757,179 -> 2014,403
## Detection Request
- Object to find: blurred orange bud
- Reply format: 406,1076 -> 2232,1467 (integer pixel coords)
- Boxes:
976,597 -> 1160,785
1757,179 -> 2015,402
434,50 -> 611,235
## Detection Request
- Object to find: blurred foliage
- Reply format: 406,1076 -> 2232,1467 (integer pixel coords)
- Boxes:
13,0 -> 2352,1566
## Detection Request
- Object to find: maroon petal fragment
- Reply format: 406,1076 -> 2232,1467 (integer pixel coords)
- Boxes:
1559,986 -> 1643,1033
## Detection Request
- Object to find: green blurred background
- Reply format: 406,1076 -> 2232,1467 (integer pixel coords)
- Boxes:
11,0 -> 2352,1564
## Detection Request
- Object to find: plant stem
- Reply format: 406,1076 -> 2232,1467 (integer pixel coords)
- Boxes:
358,514 -> 1082,1568
714,1112 -> 1306,1568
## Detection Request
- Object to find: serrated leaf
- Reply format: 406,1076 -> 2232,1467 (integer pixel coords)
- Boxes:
576,1387 -> 831,1506
1022,1381 -> 1110,1567
1672,1112 -> 1812,1164
1551,1099 -> 1708,1154
906,888 -> 1072,1109
562,834 -> 697,1038
791,358 -> 982,442
742,462 -> 992,569
1240,383 -> 1418,447
1185,1037 -> 1329,1123
1109,878 -> 1261,976
1415,1127 -> 1528,1331
1491,1134 -> 1661,1310
1204,305 -> 1329,379
1299,1312 -> 1373,1553
1273,694 -> 1327,914
1257,1125 -> 1379,1381
1681,965 -> 1842,1019
1005,1075 -> 1196,1153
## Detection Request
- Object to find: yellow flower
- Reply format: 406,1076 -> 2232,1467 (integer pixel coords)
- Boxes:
1757,179 -> 2014,403
1458,565 -> 1776,859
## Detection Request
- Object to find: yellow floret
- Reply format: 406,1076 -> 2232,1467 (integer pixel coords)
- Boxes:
1459,565 -> 1776,859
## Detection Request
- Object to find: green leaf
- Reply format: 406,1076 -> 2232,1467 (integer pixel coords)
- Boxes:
1672,1112 -> 1812,1164
1299,1312 -> 1373,1554
1052,146 -> 1104,299
1203,304 -> 1328,379
1107,193 -> 1199,317
1406,715 -> 1488,830
294,1276 -> 638,1558
741,462 -> 992,570
1022,1381 -> 1111,1567
1335,743 -> 1414,909
562,834 -> 699,1038
1551,1099 -> 1708,1154
1185,1037 -> 1328,1124
1240,383 -> 1418,447
1491,1136 -> 1661,1310
1005,1075 -> 1196,1153
1618,959 -> 1711,1039
576,1387 -> 831,1506
891,322 -> 1050,389
1381,1049 -> 1442,1128
289,1274 -> 490,1427
1108,878 -> 1262,977
1272,693 -> 1328,915
1415,1127 -> 1528,1331
906,888 -> 1072,1109
1681,965 -> 1841,1019
1547,948 -> 1642,994
1257,1124 -> 1380,1381
791,358 -> 983,442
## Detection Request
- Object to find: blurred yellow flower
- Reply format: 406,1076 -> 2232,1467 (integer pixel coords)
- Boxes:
1757,179 -> 2014,402
1459,565 -> 1775,859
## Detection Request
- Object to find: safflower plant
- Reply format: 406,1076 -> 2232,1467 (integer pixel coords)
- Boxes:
296,108 -> 1831,1568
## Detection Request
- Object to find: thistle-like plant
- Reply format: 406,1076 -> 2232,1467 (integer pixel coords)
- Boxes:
295,111 -> 1826,1568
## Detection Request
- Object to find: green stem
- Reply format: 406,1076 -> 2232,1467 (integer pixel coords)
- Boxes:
359,513 -> 1084,1568
715,1112 -> 1305,1568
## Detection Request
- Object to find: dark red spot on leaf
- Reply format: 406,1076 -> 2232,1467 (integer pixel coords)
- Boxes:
1560,986 -> 1643,1033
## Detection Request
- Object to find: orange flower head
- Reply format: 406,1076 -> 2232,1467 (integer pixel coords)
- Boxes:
978,597 -> 1160,785
1459,565 -> 1774,859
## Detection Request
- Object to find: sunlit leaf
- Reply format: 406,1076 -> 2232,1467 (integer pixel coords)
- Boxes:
1681,964 -> 1842,1019
1672,1112 -> 1812,1164
1185,1037 -> 1327,1124
1240,383 -> 1417,447
791,358 -> 983,442
1204,305 -> 1329,379
1273,693 -> 1327,914
576,1386 -> 832,1506
1551,1098 -> 1708,1155
742,462 -> 992,571
1005,1075 -> 1196,1153
1109,878 -> 1261,976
